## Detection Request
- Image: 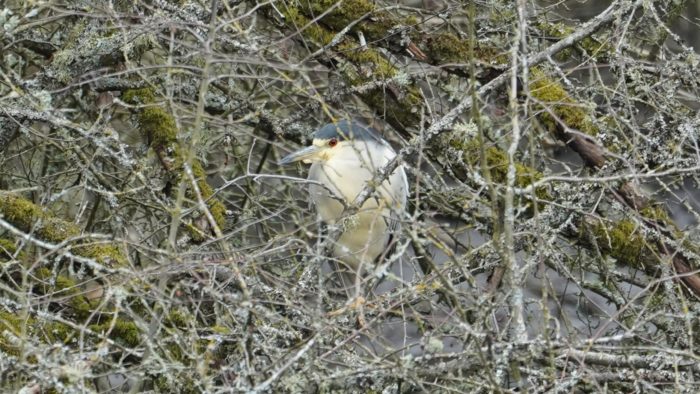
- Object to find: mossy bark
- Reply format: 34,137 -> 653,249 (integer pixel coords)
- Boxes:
0,194 -> 126,267
122,88 -> 226,241
526,71 -> 700,294
535,21 -> 613,59
278,4 -> 424,133
292,0 -> 501,70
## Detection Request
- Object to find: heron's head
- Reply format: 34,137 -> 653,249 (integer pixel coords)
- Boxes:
279,120 -> 385,165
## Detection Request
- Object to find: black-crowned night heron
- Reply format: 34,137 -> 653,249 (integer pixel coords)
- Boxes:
280,120 -> 408,274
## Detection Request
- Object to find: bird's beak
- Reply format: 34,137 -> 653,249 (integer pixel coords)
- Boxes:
278,145 -> 322,165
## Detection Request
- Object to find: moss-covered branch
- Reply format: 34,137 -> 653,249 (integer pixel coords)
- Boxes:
0,194 -> 126,267
440,132 -> 550,206
0,310 -> 74,357
527,72 -> 700,295
278,4 -> 425,132
292,0 -> 501,71
122,88 -> 226,242
535,20 -> 613,59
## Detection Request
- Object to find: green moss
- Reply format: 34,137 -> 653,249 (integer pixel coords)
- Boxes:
0,238 -> 17,259
529,69 -> 598,137
0,311 -> 31,356
341,43 -> 423,125
140,106 -> 178,147
343,43 -> 397,79
123,88 -> 226,239
41,321 -> 78,344
74,243 -> 126,267
425,34 -> 468,64
297,0 -> 501,69
536,21 -> 612,58
190,161 -> 226,231
639,205 -> 684,240
185,163 -> 227,241
281,6 -> 334,45
90,320 -> 141,348
166,309 -> 192,329
33,268 -> 95,320
311,0 -> 374,20
123,88 -> 177,147
640,205 -> 671,224
298,0 -> 395,46
452,138 -> 550,201
164,341 -> 187,362
56,279 -> 92,317
0,309 -> 81,360
0,195 -> 126,266
283,4 -> 397,79
122,87 -> 156,104
425,33 -> 499,65
41,217 -> 81,242
1,194 -> 44,231
210,325 -> 231,335
280,2 -> 426,127
592,219 -> 649,266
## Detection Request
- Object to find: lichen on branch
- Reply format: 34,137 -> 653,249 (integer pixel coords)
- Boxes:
122,88 -> 226,241
0,194 -> 126,267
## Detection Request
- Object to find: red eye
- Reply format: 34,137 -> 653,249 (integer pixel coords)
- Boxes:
328,138 -> 338,147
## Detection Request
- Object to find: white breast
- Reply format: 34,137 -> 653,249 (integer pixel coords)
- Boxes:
308,141 -> 407,270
